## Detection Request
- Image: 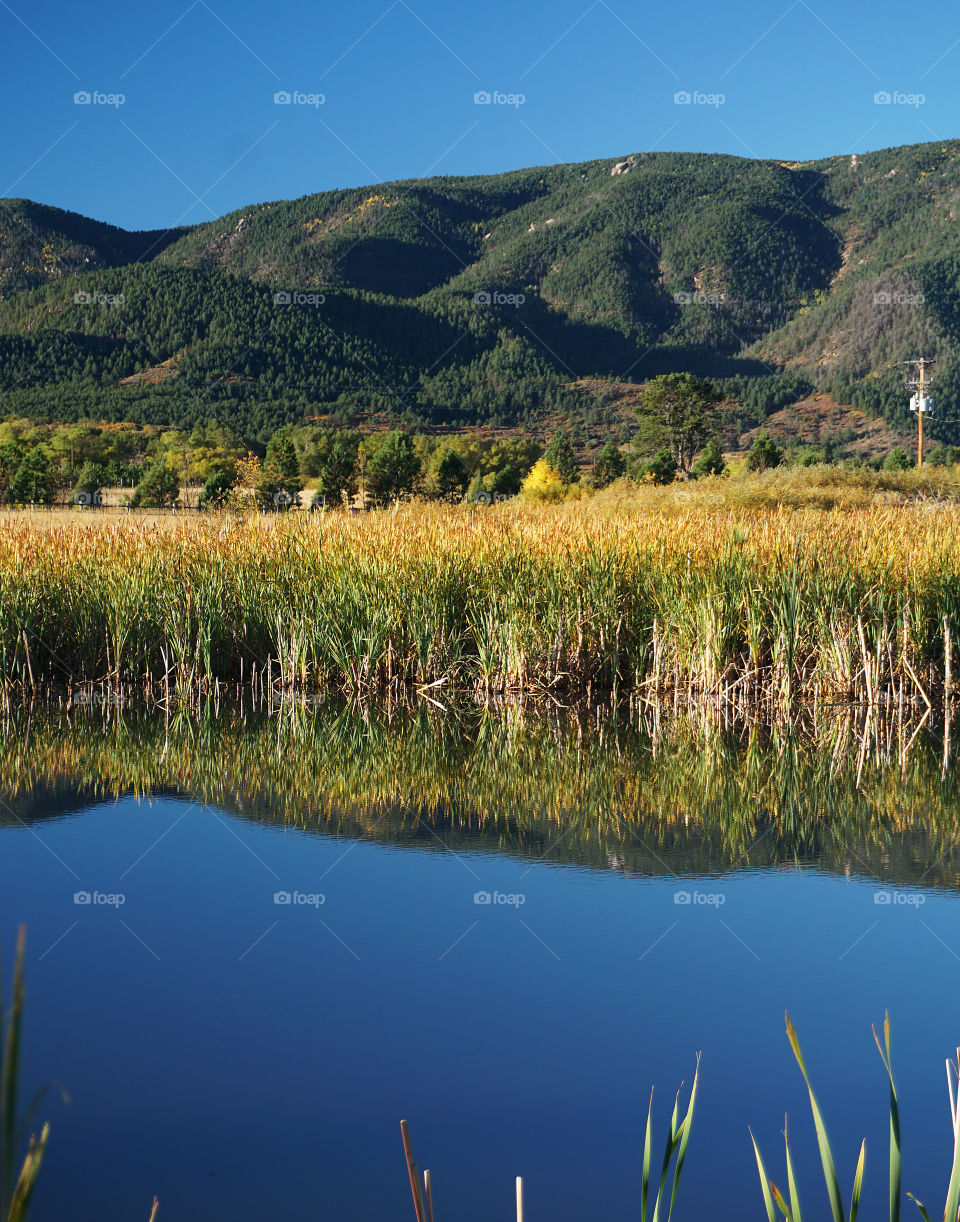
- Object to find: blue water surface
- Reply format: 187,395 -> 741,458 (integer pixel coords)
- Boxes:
1,794 -> 958,1221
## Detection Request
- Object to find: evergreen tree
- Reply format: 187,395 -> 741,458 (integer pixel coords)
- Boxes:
635,375 -> 722,476
593,441 -> 626,488
543,430 -> 579,483
198,468 -> 234,509
257,430 -> 302,508
882,446 -> 911,471
746,431 -> 784,472
641,447 -> 677,485
365,431 -> 421,503
0,442 -> 25,504
130,457 -> 180,507
487,464 -> 522,498
691,439 -> 726,479
73,460 -> 107,505
8,449 -> 54,504
317,439 -> 357,507
429,446 -> 469,502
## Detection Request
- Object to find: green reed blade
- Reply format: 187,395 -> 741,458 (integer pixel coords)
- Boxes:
667,1054 -> 700,1222
750,1127 -> 779,1222
641,1087 -> 653,1222
873,1012 -> 901,1222
786,1013 -> 845,1222
848,1138 -> 866,1222
906,1192 -> 934,1222
785,1117 -> 803,1222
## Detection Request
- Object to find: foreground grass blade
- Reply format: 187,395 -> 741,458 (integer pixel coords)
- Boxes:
906,1193 -> 934,1222
786,1013 -> 846,1222
1,929 -> 53,1222
749,1127 -> 780,1222
667,1054 -> 700,1222
640,1062 -> 698,1222
942,1057 -> 960,1222
873,1012 -> 901,1222
651,1087 -> 682,1222
849,1139 -> 866,1222
1,928 -> 27,1218
785,1116 -> 803,1222
641,1088 -> 653,1222
6,1125 -> 48,1222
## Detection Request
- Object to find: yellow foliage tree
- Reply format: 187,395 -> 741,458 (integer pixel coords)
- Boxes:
520,458 -> 566,502
232,453 -> 262,509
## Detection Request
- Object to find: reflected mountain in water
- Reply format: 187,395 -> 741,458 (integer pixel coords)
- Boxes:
1,697 -> 958,891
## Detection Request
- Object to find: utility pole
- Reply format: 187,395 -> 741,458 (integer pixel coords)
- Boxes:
901,357 -> 935,467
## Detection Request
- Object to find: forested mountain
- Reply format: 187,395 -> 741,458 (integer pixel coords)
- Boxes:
2,140 -> 960,441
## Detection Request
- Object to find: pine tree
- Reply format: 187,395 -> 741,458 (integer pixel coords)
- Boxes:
543,431 -> 579,483
317,440 -> 357,507
691,439 -> 726,479
257,430 -> 302,509
429,447 -> 469,502
593,441 -> 626,488
365,431 -> 421,503
635,375 -> 722,476
8,449 -> 54,505
746,431 -> 783,472
130,457 -> 180,507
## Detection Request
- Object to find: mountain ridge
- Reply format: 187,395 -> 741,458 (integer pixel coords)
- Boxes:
2,140 -> 959,443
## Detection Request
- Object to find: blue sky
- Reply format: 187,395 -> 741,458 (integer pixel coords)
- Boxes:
2,0 -> 957,230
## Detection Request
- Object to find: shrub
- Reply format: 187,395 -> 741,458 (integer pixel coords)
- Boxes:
746,431 -> 783,472
883,446 -> 911,471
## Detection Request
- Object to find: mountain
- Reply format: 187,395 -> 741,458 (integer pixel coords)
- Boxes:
0,198 -> 188,296
2,141 -> 960,442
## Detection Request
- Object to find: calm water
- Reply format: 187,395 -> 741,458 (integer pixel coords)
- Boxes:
2,700 -> 960,1221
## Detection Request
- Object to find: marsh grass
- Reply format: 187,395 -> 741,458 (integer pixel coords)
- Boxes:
1,929 -> 48,1222
3,480 -> 960,702
752,1013 -> 960,1222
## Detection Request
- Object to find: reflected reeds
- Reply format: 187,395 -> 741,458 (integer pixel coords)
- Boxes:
2,697 -> 959,890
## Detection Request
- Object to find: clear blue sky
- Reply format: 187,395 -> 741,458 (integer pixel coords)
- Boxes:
2,0 -> 956,231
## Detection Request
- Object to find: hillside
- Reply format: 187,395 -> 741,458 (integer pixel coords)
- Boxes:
2,141 -> 960,442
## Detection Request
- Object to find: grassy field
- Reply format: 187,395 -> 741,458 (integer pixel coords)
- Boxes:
3,465 -> 960,702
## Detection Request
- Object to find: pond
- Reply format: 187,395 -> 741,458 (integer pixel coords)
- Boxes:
1,698 -> 959,1221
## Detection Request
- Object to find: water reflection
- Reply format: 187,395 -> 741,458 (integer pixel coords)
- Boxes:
2,697 -> 957,892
